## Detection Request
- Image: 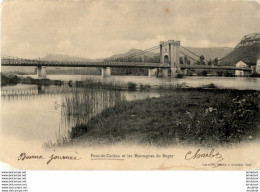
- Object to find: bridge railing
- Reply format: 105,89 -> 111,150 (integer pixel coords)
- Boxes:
180,64 -> 251,71
1,56 -> 252,71
1,59 -> 171,68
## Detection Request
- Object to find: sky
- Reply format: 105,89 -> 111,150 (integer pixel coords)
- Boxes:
1,0 -> 260,59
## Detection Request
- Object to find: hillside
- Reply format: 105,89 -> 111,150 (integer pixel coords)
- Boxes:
41,54 -> 93,62
184,47 -> 233,61
220,33 -> 260,66
106,47 -> 232,61
106,48 -> 159,60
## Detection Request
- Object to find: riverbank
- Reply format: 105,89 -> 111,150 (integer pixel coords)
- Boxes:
2,73 -> 260,91
1,73 -> 63,86
0,73 -> 199,91
64,88 -> 260,147
1,73 -> 20,86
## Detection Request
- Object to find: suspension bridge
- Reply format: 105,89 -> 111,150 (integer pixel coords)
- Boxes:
1,40 -> 252,78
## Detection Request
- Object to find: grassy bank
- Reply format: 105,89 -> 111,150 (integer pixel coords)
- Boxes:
68,88 -> 260,147
19,76 -> 63,86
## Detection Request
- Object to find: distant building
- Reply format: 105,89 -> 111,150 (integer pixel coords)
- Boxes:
256,58 -> 260,74
235,61 -> 250,76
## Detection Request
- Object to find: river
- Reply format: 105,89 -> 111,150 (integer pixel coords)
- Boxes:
1,75 -> 260,145
22,75 -> 260,90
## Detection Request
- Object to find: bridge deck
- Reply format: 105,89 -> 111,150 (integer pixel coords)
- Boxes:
1,59 -> 251,71
181,65 -> 252,71
1,60 -> 169,68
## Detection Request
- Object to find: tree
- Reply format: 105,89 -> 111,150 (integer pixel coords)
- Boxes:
179,57 -> 184,64
207,59 -> 212,65
199,55 -> 206,65
184,56 -> 190,65
213,58 -> 219,66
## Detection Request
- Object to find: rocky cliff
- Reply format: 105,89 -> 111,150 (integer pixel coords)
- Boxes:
220,33 -> 260,66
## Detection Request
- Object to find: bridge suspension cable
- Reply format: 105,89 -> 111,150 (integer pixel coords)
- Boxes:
179,51 -> 197,61
124,46 -> 160,58
180,46 -> 200,58
116,43 -> 203,62
112,45 -> 160,60
111,42 -> 170,61
180,46 -> 212,64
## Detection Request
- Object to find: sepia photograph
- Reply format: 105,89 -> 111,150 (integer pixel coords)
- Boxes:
0,0 -> 259,170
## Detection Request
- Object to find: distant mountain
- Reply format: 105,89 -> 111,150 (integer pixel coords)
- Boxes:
41,54 -> 93,62
105,47 -> 233,62
220,33 -> 260,66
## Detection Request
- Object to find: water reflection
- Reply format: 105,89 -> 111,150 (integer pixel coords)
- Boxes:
1,84 -> 73,97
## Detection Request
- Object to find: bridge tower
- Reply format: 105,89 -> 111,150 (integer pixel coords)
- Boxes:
160,40 -> 181,77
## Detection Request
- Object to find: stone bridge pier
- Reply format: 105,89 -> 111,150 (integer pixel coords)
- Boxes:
148,68 -> 157,77
160,68 -> 169,77
101,67 -> 111,77
37,66 -> 46,78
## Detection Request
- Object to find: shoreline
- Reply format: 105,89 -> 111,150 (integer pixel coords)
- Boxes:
2,73 -> 260,92
1,73 -> 63,87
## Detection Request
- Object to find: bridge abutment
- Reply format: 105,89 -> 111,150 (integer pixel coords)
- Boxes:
148,68 -> 157,77
162,68 -> 169,77
157,68 -> 169,77
182,69 -> 188,76
171,67 -> 178,77
101,67 -> 111,77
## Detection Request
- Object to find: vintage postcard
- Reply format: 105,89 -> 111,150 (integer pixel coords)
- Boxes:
0,0 -> 260,170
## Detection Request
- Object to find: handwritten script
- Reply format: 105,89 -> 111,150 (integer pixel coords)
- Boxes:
17,152 -> 81,165
185,148 -> 224,168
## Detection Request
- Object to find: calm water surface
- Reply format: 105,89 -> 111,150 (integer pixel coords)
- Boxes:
23,75 -> 260,90
1,84 -> 163,143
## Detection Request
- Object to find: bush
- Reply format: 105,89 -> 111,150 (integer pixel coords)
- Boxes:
223,71 -> 234,77
198,70 -> 207,76
69,124 -> 88,139
140,84 -> 151,90
176,73 -> 183,78
250,72 -> 260,77
186,71 -> 194,76
1,73 -> 20,86
128,82 -> 137,91
216,71 -> 223,76
202,83 -> 217,89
